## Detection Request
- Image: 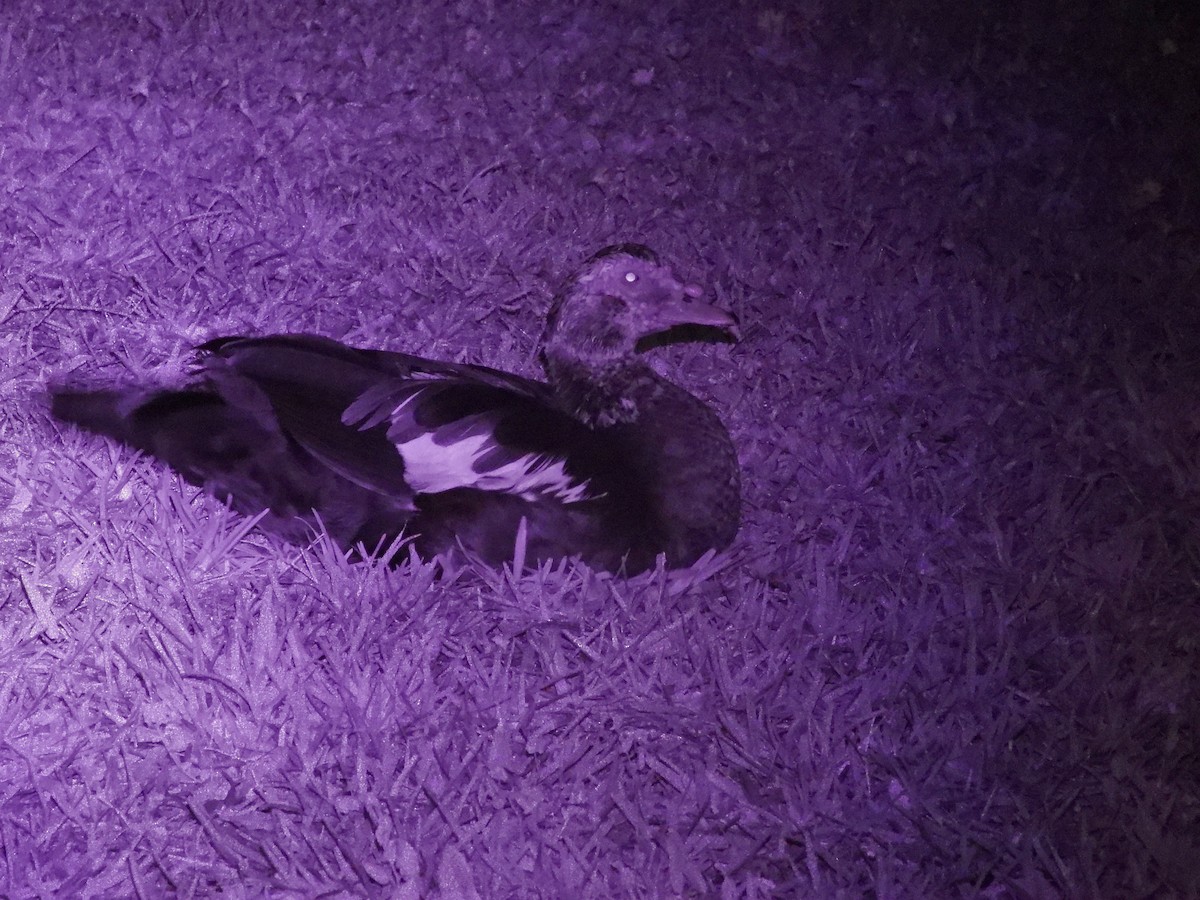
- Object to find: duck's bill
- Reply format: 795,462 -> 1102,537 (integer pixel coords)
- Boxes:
650,297 -> 740,339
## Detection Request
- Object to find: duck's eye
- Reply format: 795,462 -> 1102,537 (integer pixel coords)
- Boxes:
624,272 -> 637,283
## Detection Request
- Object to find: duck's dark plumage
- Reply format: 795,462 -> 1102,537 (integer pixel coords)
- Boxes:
50,245 -> 740,573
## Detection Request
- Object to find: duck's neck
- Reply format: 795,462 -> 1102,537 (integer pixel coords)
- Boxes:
542,350 -> 662,429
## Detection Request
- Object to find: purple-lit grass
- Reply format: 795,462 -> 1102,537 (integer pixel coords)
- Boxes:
2,0 -> 1198,897
16,457 -> 782,895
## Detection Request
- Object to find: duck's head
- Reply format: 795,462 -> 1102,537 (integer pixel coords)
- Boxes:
541,244 -> 738,371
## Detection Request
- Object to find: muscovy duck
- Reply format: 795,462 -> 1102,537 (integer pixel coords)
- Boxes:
51,244 -> 740,573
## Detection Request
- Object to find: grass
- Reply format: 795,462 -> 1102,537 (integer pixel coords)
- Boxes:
2,0 -> 1198,895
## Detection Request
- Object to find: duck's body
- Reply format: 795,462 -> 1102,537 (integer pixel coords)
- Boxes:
51,245 -> 740,573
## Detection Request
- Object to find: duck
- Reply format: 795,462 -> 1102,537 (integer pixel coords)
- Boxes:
50,244 -> 741,574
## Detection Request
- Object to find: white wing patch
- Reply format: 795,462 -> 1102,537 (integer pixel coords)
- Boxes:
346,384 -> 600,503
395,429 -> 596,501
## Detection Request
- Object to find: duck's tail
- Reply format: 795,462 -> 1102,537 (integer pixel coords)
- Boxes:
49,385 -> 415,551
50,387 -> 262,465
50,388 -> 130,440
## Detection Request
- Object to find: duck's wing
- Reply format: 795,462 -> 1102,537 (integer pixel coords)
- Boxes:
198,335 -> 415,501
199,334 -> 602,505
343,377 -> 605,504
202,334 -> 553,398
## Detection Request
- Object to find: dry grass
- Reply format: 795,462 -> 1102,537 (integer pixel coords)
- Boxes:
1,0 -> 1197,896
